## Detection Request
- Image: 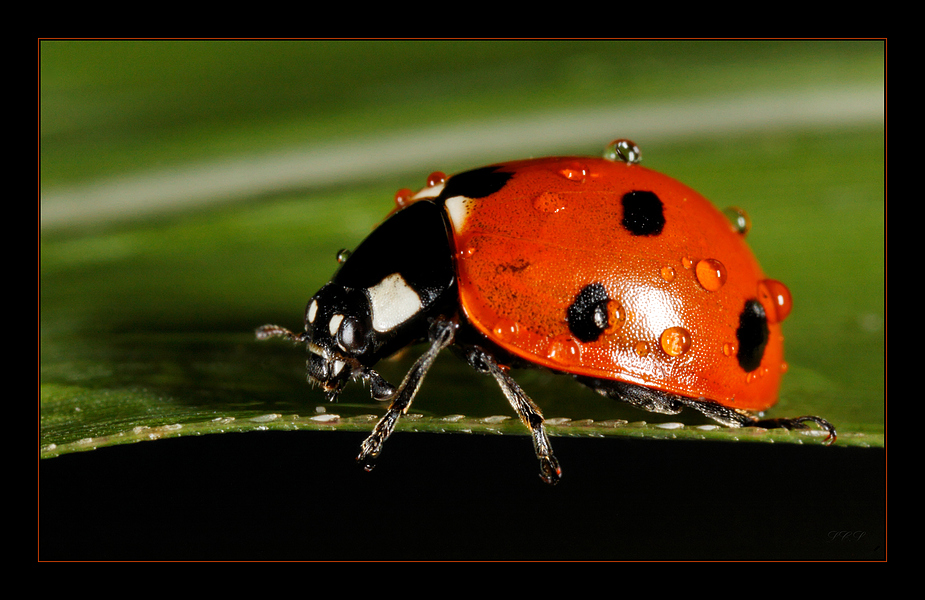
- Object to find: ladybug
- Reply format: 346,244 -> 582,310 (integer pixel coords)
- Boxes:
257,139 -> 835,485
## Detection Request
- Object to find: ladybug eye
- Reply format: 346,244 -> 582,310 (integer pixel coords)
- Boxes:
337,315 -> 368,355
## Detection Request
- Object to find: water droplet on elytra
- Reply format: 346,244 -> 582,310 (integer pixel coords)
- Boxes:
606,299 -> 626,334
557,161 -> 588,182
532,191 -> 567,214
547,335 -> 581,362
492,318 -> 520,340
660,326 -> 692,357
695,258 -> 727,291
723,206 -> 752,235
758,279 -> 793,323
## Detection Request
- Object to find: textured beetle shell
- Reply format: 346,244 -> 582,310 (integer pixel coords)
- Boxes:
434,157 -> 786,411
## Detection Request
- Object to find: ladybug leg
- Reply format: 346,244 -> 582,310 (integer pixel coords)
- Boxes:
356,319 -> 457,472
578,377 -> 685,415
671,396 -> 757,428
467,348 -> 562,485
673,397 -> 837,445
749,415 -> 838,444
579,377 -> 836,445
359,367 -> 397,401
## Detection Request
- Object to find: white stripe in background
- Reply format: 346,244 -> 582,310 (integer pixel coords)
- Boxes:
40,85 -> 883,229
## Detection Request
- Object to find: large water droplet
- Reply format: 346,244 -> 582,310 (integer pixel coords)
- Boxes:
492,318 -> 520,340
394,188 -> 413,209
695,258 -> 727,291
547,335 -> 582,362
660,326 -> 692,357
607,299 -> 626,334
603,139 -> 642,164
758,279 -> 793,323
427,171 -> 446,187
723,206 -> 752,235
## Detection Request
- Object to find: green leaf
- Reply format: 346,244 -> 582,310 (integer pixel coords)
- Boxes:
41,40 -> 884,460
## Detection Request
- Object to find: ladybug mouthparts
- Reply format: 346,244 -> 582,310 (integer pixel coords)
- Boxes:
257,282 -> 401,403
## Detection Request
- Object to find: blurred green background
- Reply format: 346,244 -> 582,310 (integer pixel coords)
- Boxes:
39,39 -> 885,561
41,40 -> 884,454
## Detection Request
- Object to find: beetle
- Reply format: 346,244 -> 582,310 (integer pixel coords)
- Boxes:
257,139 -> 835,484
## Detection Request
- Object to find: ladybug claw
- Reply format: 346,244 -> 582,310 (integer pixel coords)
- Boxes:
356,402 -> 402,471
357,449 -> 378,473
539,456 -> 562,486
752,415 -> 838,445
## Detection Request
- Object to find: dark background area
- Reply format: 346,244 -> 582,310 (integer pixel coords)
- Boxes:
40,429 -> 885,560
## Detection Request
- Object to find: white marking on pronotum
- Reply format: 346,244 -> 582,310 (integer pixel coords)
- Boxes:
443,195 -> 472,234
367,273 -> 423,333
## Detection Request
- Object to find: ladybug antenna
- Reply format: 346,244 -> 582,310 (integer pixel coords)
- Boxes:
255,324 -> 306,343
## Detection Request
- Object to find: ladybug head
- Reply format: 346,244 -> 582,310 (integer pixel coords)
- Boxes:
301,282 -> 381,399
258,199 -> 458,402
300,266 -> 445,401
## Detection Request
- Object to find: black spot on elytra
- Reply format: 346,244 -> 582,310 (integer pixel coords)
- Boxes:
621,190 -> 665,236
438,166 -> 514,200
567,283 -> 610,343
736,299 -> 769,372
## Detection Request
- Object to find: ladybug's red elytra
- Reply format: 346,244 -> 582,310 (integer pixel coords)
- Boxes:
257,139 -> 835,485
